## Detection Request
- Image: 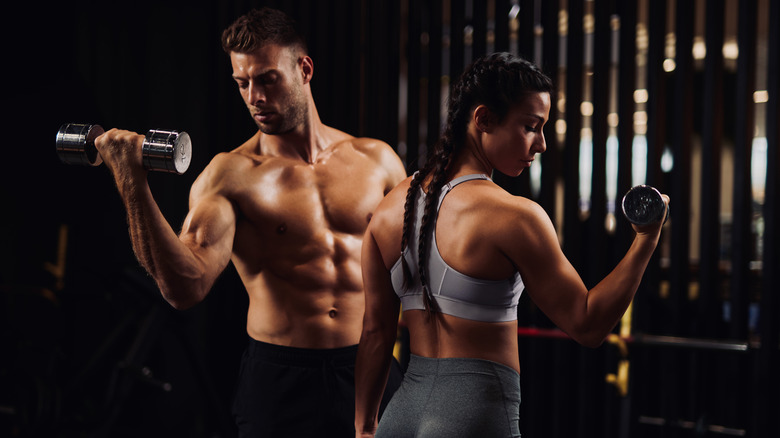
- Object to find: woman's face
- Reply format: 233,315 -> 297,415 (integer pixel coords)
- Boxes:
482,92 -> 551,177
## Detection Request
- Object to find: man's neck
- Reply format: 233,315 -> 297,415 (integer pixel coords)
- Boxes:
259,106 -> 334,163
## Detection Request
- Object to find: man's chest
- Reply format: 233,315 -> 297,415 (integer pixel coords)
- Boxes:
236,155 -> 387,237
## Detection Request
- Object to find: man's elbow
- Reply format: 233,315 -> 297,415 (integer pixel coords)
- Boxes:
159,283 -> 207,311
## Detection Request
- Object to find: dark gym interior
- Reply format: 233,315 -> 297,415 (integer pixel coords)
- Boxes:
2,0 -> 777,437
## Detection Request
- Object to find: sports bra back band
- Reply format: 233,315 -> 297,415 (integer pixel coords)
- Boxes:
389,173 -> 525,322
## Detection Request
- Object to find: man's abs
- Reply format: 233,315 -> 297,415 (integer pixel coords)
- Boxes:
243,272 -> 365,349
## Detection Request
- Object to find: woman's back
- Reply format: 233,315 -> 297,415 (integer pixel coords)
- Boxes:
371,172 -> 549,373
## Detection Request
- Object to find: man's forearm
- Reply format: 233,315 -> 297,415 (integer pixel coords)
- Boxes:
119,179 -> 209,309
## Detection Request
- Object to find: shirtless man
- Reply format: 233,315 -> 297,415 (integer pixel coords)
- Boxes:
94,8 -> 406,437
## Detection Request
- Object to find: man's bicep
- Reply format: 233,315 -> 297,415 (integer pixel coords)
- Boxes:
180,192 -> 237,272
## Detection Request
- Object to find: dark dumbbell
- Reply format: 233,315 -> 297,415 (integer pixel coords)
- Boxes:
621,185 -> 669,225
56,123 -> 192,174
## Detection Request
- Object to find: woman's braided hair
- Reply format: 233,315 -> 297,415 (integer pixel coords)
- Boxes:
400,52 -> 553,315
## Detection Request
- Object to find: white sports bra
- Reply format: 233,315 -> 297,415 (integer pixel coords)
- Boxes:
390,174 -> 525,322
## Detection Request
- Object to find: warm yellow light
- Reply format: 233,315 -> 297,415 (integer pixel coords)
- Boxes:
556,119 -> 567,135
754,90 -> 769,103
693,38 -> 707,60
633,89 -> 649,103
580,101 -> 594,117
608,113 -> 619,128
723,40 -> 739,60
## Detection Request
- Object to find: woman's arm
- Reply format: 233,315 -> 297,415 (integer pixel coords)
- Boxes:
355,226 -> 401,437
504,196 -> 667,347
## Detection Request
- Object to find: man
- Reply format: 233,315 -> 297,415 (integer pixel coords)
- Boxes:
94,7 -> 406,437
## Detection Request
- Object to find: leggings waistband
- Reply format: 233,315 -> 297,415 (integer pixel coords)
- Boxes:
406,355 -> 520,378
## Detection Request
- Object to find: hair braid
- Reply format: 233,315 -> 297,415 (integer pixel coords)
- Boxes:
416,148 -> 452,315
400,172 -> 424,288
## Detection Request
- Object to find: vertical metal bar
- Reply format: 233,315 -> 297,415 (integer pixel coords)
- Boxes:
363,0 -> 401,145
755,1 -> 780,435
450,0 -> 466,78
584,3 -> 616,436
407,0 -> 422,172
641,0 -> 667,338
331,0 -> 353,132
389,0 -> 402,148
549,3 -> 588,433
473,0 -> 488,58
694,1 -> 727,435
643,1 -> 672,436
513,0 -> 535,196
614,2 -> 638,435
697,0 -> 725,338
669,0 -> 695,335
563,0 -> 585,270
730,0 -> 757,341
494,0 -> 512,53
644,0 -> 667,192
540,0 -> 562,218
588,0 -> 612,284
615,0 -> 637,256
517,0 -> 536,59
427,0 -> 444,155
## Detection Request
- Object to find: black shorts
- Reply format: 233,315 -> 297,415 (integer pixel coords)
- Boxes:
231,338 -> 403,438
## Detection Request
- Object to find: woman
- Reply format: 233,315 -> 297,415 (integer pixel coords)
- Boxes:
354,53 -> 668,438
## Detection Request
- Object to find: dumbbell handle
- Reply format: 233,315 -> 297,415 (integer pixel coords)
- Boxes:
56,123 -> 192,174
621,185 -> 669,225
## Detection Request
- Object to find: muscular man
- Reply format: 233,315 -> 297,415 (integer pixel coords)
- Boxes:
94,8 -> 406,437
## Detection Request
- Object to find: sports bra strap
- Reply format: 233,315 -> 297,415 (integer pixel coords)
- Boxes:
438,173 -> 491,204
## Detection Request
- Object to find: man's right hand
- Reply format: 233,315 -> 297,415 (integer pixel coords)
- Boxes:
94,128 -> 148,181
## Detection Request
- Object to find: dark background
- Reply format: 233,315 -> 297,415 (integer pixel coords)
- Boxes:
2,0 -> 778,437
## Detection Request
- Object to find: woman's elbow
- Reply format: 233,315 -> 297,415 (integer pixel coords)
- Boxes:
567,324 -> 610,348
577,334 -> 607,349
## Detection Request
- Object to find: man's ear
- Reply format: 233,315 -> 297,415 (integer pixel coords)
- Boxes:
300,56 -> 314,84
473,105 -> 493,133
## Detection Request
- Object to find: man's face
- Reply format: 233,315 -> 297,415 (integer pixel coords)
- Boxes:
230,44 -> 308,135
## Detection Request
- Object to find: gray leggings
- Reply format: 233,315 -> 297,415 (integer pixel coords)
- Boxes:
376,355 -> 521,438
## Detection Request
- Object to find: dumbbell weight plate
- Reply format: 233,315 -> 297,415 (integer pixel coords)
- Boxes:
56,123 -> 104,166
142,130 -> 192,174
621,185 -> 668,225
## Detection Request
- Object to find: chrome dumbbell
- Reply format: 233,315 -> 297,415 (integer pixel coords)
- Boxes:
55,123 -> 192,174
621,185 -> 669,225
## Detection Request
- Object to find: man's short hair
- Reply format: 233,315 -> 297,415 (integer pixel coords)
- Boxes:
221,7 -> 307,55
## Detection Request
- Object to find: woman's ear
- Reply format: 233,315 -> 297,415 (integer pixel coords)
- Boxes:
473,105 -> 493,133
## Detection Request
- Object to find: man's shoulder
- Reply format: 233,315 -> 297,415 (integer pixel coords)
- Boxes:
346,136 -> 392,153
338,137 -> 400,169
336,136 -> 406,187
192,142 -> 267,191
203,148 -> 258,173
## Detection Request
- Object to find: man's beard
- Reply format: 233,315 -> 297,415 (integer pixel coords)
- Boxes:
255,88 -> 308,135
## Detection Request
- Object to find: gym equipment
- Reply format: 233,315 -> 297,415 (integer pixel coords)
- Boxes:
621,185 -> 668,225
55,123 -> 192,174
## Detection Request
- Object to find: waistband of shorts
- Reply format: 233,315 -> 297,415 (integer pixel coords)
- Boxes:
244,337 -> 359,367
407,354 -> 520,379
